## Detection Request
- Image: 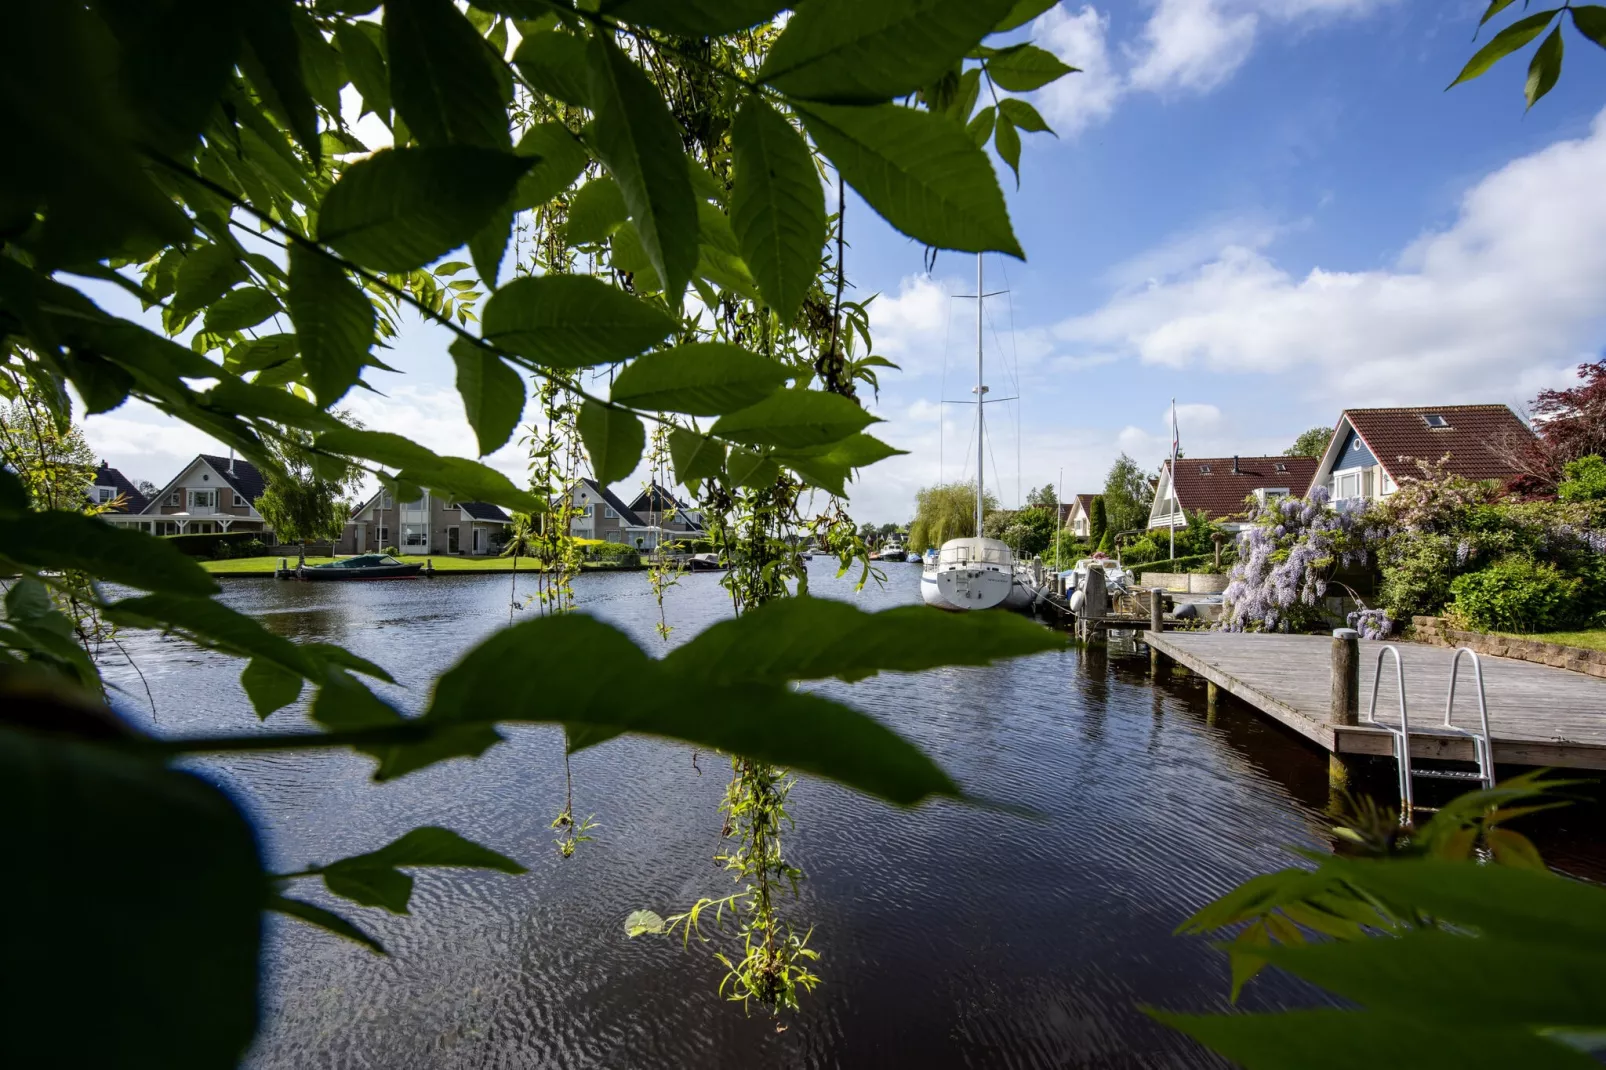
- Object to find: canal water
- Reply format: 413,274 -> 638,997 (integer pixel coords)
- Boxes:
98,561 -> 1599,1068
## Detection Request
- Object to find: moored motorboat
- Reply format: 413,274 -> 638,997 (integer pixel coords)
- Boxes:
686,552 -> 725,572
295,553 -> 423,580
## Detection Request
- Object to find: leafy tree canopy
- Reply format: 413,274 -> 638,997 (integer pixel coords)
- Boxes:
1286,425 -> 1333,459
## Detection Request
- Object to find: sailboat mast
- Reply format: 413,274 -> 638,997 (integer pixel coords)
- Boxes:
975,253 -> 985,537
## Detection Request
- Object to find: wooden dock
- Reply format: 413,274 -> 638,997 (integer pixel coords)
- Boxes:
1146,631 -> 1606,770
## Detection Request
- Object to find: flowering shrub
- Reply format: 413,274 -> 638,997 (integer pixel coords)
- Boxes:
1220,487 -> 1379,632
1347,607 -> 1394,639
1448,557 -> 1582,632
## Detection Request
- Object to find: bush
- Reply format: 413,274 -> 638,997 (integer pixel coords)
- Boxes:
1449,556 -> 1582,633
1378,534 -> 1457,620
1137,553 -> 1219,575
587,541 -> 637,558
162,529 -> 260,558
212,538 -> 267,560
1122,535 -> 1162,565
1558,455 -> 1606,502
382,545 -> 399,555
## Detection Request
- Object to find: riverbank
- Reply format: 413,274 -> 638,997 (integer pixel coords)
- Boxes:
202,554 -> 648,577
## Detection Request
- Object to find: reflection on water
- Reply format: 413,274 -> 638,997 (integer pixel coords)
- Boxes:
97,562 -> 1601,1068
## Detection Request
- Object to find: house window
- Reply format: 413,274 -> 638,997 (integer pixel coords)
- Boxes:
604,505 -> 618,519
96,487 -> 115,503
1199,464 -> 1212,475
233,492 -> 246,507
381,492 -> 393,508
190,490 -> 216,509
1334,470 -> 1361,500
1351,437 -> 1364,452
605,530 -> 622,543
377,526 -> 389,545
169,490 -> 181,505
1422,413 -> 1449,429
1362,469 -> 1375,498
1273,462 -> 1287,474
582,504 -> 594,517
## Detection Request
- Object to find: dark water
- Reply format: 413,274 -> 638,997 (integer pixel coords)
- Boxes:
97,562 -> 1602,1068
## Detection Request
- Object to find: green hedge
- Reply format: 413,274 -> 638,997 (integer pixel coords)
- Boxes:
1134,553 -> 1220,575
1449,556 -> 1583,632
161,530 -> 261,558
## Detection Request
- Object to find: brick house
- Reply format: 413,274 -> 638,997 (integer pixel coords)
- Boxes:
1149,455 -> 1321,533
99,453 -> 271,536
338,489 -> 511,556
567,479 -> 704,548
1306,405 -> 1537,505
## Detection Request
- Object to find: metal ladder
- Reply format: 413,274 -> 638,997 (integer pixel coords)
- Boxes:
1361,645 -> 1496,820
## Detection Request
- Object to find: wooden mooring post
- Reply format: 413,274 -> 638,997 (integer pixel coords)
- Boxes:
1148,589 -> 1165,674
1328,628 -> 1360,797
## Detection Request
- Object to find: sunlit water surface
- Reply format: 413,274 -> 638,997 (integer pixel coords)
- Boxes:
99,561 -> 1605,1068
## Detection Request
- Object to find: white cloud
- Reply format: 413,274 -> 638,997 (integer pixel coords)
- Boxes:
1127,0 -> 1257,95
1052,108 -> 1606,402
1027,0 -> 1394,134
1032,6 -> 1122,133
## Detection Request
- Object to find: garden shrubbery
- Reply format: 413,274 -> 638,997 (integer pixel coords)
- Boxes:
1449,557 -> 1583,632
212,538 -> 268,560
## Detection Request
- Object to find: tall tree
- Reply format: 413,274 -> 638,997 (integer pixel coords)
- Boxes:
1286,426 -> 1332,458
254,419 -> 365,567
908,482 -> 1000,550
0,388 -> 97,512
1088,495 -> 1108,548
1102,454 -> 1153,538
1026,483 -> 1059,510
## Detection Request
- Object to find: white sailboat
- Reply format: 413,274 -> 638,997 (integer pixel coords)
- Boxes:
921,255 -> 1039,613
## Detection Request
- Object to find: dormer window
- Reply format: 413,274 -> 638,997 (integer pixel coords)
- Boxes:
1273,462 -> 1287,473
1422,413 -> 1449,429
1199,464 -> 1212,475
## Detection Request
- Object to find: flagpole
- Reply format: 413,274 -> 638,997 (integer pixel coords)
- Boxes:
1169,398 -> 1177,561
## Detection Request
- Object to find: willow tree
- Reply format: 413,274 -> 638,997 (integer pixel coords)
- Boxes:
908,481 -> 1000,550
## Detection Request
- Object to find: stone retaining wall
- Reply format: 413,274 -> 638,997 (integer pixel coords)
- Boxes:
1410,616 -> 1606,680
1141,571 -> 1230,594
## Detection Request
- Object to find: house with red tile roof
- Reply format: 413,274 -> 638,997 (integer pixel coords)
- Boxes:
1307,405 -> 1536,504
1062,493 -> 1099,537
1149,455 -> 1320,533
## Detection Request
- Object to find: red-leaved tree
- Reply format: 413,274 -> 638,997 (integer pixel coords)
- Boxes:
1499,358 -> 1606,496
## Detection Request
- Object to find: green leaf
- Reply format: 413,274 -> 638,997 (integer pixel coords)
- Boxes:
170,243 -> 249,320
983,43 -> 1079,91
966,104 -> 996,148
242,657 -> 304,719
610,343 -> 788,416
512,29 -> 592,106
578,400 -> 645,485
601,0 -> 788,35
566,177 -> 631,244
998,97 -> 1053,134
669,426 -> 726,484
1573,6 -> 1606,49
814,432 -> 905,468
450,337 -> 526,455
480,274 -> 677,369
994,112 -> 1021,185
1525,25 -> 1564,107
386,0 -> 510,147
796,101 -> 1023,257
334,21 -> 391,122
711,388 -> 879,449
730,96 -> 827,324
759,0 -> 1016,103
203,287 -> 282,335
624,908 -> 667,936
314,427 -> 548,514
317,147 -> 533,272
285,244 -> 375,405
1257,929 -> 1606,1029
512,122 -> 591,208
468,200 -> 516,285
240,0 -> 321,162
664,596 -> 1064,685
416,613 -> 963,805
1448,9 -> 1562,87
1151,1009 -> 1598,1070
1,727 -> 263,1069
0,513 -> 218,597
268,894 -> 386,954
1479,0 -> 1520,28
315,826 -> 525,915
994,0 -> 1058,33
202,377 -> 341,435
727,447 -> 781,489
586,34 -> 700,299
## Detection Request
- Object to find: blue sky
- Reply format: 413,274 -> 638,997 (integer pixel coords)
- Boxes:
82,1 -> 1606,524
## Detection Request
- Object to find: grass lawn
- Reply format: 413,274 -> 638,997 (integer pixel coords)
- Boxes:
1506,629 -> 1606,653
202,555 -> 638,574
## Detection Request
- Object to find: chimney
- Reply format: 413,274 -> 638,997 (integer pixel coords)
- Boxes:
228,447 -> 235,475
1232,455 -> 1240,474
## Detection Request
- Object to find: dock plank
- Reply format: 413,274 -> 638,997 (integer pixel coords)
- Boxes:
1146,631 -> 1606,769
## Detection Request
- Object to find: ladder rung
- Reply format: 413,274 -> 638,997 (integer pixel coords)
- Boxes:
1411,769 -> 1486,780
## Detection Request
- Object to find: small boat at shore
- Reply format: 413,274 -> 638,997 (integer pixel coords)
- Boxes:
294,553 -> 423,580
686,552 -> 725,572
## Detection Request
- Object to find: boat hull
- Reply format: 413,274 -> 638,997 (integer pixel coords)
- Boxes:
298,563 -> 423,580
920,566 -> 1035,612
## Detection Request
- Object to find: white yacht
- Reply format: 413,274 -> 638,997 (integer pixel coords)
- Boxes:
920,255 -> 1040,613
